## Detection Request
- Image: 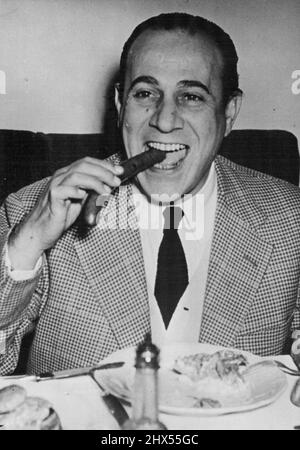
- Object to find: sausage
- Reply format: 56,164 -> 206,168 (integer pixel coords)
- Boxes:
82,148 -> 166,226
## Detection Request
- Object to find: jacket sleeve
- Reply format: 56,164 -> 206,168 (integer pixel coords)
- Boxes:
0,192 -> 49,375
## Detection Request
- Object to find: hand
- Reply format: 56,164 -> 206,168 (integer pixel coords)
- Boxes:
8,157 -> 123,270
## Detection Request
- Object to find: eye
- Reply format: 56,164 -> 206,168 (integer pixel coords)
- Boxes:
178,93 -> 205,105
133,90 -> 154,99
131,88 -> 160,106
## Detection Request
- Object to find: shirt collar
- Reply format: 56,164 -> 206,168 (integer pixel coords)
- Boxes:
132,162 -> 217,231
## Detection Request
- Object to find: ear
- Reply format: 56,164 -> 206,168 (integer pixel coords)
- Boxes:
114,83 -> 122,124
224,91 -> 243,137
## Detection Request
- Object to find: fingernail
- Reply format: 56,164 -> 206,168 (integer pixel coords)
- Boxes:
114,166 -> 124,175
104,185 -> 111,193
113,176 -> 121,185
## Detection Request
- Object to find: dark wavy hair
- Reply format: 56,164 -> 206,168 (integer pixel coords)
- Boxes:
118,12 -> 241,105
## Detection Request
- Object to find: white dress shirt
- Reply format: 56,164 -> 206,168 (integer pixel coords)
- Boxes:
4,233 -> 43,281
132,163 -> 217,347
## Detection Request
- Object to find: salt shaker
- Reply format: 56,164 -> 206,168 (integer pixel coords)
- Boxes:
122,333 -> 167,430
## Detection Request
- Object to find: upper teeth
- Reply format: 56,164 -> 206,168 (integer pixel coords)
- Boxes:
147,142 -> 187,152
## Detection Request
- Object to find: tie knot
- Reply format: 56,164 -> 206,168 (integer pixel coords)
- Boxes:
163,205 -> 184,230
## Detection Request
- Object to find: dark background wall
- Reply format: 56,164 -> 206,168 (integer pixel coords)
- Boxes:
0,0 -> 299,146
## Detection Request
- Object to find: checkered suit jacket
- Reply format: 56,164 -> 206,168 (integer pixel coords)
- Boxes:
0,155 -> 300,375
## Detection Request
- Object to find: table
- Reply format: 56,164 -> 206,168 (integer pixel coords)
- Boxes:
0,355 -> 299,430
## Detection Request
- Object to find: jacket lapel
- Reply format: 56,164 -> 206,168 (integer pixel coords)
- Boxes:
73,155 -> 274,349
73,185 -> 150,350
199,157 -> 274,346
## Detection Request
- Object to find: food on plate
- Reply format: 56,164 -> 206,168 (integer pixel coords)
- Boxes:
174,350 -> 248,381
171,350 -> 251,408
96,346 -> 287,414
193,398 -> 221,408
0,385 -> 61,430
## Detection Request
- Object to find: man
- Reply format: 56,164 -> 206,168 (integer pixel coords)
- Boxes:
0,13 -> 300,375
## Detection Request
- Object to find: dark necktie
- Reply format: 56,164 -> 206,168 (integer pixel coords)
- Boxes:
154,205 -> 189,327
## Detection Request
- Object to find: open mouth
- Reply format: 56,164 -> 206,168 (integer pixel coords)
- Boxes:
146,141 -> 189,170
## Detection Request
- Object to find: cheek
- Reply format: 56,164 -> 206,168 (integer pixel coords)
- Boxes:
196,111 -> 225,144
124,121 -> 133,133
122,108 -> 139,136
121,110 -> 134,139
122,103 -> 153,133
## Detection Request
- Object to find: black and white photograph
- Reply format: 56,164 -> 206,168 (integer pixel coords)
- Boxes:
0,0 -> 299,432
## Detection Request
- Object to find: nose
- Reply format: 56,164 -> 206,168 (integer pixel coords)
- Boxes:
149,98 -> 184,133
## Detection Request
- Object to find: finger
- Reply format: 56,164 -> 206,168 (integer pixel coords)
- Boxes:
55,172 -> 118,195
61,162 -> 122,188
49,166 -> 73,189
49,185 -> 88,203
72,157 -> 124,176
50,158 -> 123,188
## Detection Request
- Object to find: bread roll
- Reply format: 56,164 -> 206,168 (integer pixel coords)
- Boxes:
1,396 -> 61,430
0,385 -> 62,430
0,385 -> 27,414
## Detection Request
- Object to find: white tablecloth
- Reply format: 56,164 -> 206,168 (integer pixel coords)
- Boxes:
0,355 -> 299,430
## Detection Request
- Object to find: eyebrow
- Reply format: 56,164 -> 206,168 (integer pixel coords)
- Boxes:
178,80 -> 210,95
129,76 -> 159,91
128,76 -> 210,95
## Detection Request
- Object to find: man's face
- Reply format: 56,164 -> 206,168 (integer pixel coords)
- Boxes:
116,29 -> 240,201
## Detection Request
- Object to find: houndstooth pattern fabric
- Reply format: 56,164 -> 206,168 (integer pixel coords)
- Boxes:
0,155 -> 300,375
200,158 -> 300,356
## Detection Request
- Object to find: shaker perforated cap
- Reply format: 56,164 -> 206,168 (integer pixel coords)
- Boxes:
135,333 -> 160,369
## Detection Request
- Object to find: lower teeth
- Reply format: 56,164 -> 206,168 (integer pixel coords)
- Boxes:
154,161 -> 180,170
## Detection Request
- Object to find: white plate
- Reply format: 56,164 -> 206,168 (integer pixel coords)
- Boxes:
95,343 -> 288,417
